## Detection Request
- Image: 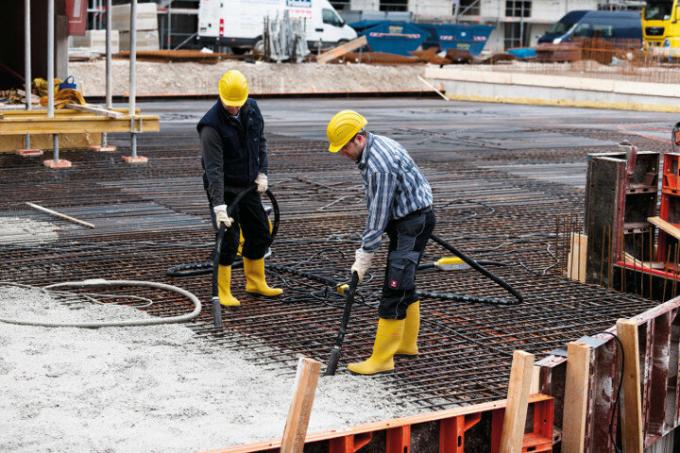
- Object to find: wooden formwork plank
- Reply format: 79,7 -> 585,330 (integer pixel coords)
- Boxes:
316,36 -> 367,64
617,319 -> 644,453
562,342 -> 592,453
280,357 -> 321,453
499,350 -> 535,453
0,114 -> 160,135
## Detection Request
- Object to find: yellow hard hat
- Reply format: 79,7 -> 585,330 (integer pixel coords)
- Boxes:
326,110 -> 367,153
218,70 -> 248,107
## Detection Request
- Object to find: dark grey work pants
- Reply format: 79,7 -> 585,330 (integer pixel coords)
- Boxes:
380,207 -> 436,320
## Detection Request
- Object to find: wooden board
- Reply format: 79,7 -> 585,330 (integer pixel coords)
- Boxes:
567,233 -> 588,283
562,341 -> 592,453
0,133 -> 101,152
616,319 -> 644,453
0,114 -> 160,135
280,357 -> 321,453
499,350 -> 535,453
316,36 -> 368,64
648,216 -> 680,240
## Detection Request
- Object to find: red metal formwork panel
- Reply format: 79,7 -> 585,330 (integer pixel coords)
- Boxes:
65,0 -> 88,35
537,298 -> 680,452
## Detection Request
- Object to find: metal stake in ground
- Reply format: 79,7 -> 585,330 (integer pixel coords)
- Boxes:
325,271 -> 360,376
211,223 -> 226,329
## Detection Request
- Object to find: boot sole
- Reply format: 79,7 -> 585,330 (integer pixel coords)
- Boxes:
395,353 -> 418,358
347,367 -> 395,376
245,291 -> 282,298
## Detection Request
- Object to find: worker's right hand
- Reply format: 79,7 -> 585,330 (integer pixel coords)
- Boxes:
351,248 -> 373,283
213,204 -> 234,228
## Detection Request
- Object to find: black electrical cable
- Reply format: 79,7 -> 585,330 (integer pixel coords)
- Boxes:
166,187 -> 280,277
598,331 -> 625,453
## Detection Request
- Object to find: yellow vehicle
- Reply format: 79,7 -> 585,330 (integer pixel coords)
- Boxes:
642,0 -> 680,51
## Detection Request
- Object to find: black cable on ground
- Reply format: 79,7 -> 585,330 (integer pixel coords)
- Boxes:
429,232 -> 524,305
166,187 -> 279,277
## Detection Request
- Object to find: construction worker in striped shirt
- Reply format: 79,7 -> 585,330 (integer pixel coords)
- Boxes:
326,110 -> 436,375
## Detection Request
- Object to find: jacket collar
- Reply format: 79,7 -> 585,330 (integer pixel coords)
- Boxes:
357,132 -> 373,170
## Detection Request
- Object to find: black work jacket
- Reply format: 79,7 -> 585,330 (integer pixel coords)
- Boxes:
197,99 -> 268,206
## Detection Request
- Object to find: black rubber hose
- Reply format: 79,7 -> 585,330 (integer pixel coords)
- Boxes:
166,187 -> 279,277
428,233 -> 523,305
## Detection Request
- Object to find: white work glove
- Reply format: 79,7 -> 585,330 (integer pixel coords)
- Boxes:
255,172 -> 268,193
351,248 -> 374,282
213,204 -> 233,228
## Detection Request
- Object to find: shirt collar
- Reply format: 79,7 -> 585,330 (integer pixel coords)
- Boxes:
357,133 -> 373,170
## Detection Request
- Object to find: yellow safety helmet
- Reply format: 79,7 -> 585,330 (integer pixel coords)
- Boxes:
326,110 -> 367,153
218,70 -> 248,107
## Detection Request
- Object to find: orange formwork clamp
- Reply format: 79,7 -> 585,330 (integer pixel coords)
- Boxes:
328,432 -> 372,453
440,413 -> 482,453
490,398 -> 554,453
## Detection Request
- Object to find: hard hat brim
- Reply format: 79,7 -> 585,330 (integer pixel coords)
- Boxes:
328,141 -> 344,153
220,94 -> 248,107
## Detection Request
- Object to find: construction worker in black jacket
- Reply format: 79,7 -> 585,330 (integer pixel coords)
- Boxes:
197,69 -> 282,306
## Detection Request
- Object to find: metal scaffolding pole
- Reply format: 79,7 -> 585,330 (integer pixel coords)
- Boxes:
123,0 -> 146,164
48,0 -> 59,162
129,0 -> 137,157
100,0 -> 115,151
23,0 -> 33,150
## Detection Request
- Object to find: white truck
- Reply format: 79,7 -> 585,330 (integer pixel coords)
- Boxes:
197,0 -> 357,52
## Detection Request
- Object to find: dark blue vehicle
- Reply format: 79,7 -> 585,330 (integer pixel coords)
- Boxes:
538,10 -> 642,44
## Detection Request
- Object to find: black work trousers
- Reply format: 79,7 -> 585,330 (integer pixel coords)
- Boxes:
207,189 -> 271,266
380,208 -> 436,320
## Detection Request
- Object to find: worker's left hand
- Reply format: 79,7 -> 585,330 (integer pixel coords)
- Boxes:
255,173 -> 268,193
351,248 -> 374,282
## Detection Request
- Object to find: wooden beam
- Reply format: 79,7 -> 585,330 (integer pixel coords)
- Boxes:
616,319 -> 644,453
0,114 -> 160,135
567,233 -> 588,283
280,357 -> 321,453
316,36 -> 368,64
65,103 -> 124,119
0,107 -> 141,117
499,350 -> 535,453
25,202 -> 95,229
562,341 -> 592,453
648,216 -> 680,240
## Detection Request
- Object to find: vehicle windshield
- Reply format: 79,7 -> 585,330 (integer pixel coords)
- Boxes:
645,1 -> 674,20
545,11 -> 586,35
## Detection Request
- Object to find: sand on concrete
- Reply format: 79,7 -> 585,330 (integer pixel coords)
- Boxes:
0,285 -> 417,453
69,60 -> 430,98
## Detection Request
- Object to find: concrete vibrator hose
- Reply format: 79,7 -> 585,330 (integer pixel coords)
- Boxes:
0,279 -> 202,328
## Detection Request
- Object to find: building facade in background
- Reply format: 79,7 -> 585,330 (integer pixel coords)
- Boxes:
332,0 -> 644,52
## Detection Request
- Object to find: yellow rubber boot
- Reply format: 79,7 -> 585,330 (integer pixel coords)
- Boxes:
396,301 -> 420,356
347,318 -> 405,375
243,257 -> 283,297
217,265 -> 240,307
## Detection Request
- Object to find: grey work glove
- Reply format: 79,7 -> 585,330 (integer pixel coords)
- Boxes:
255,173 -> 268,193
213,204 -> 234,228
351,248 -> 374,282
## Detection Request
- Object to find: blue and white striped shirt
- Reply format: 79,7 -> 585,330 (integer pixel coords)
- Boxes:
357,133 -> 433,252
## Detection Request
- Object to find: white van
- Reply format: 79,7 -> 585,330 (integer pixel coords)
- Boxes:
197,0 -> 357,52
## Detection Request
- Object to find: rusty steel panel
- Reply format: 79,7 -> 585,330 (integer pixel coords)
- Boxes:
538,297 -> 680,452
646,312 -> 672,440
588,340 -> 619,453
